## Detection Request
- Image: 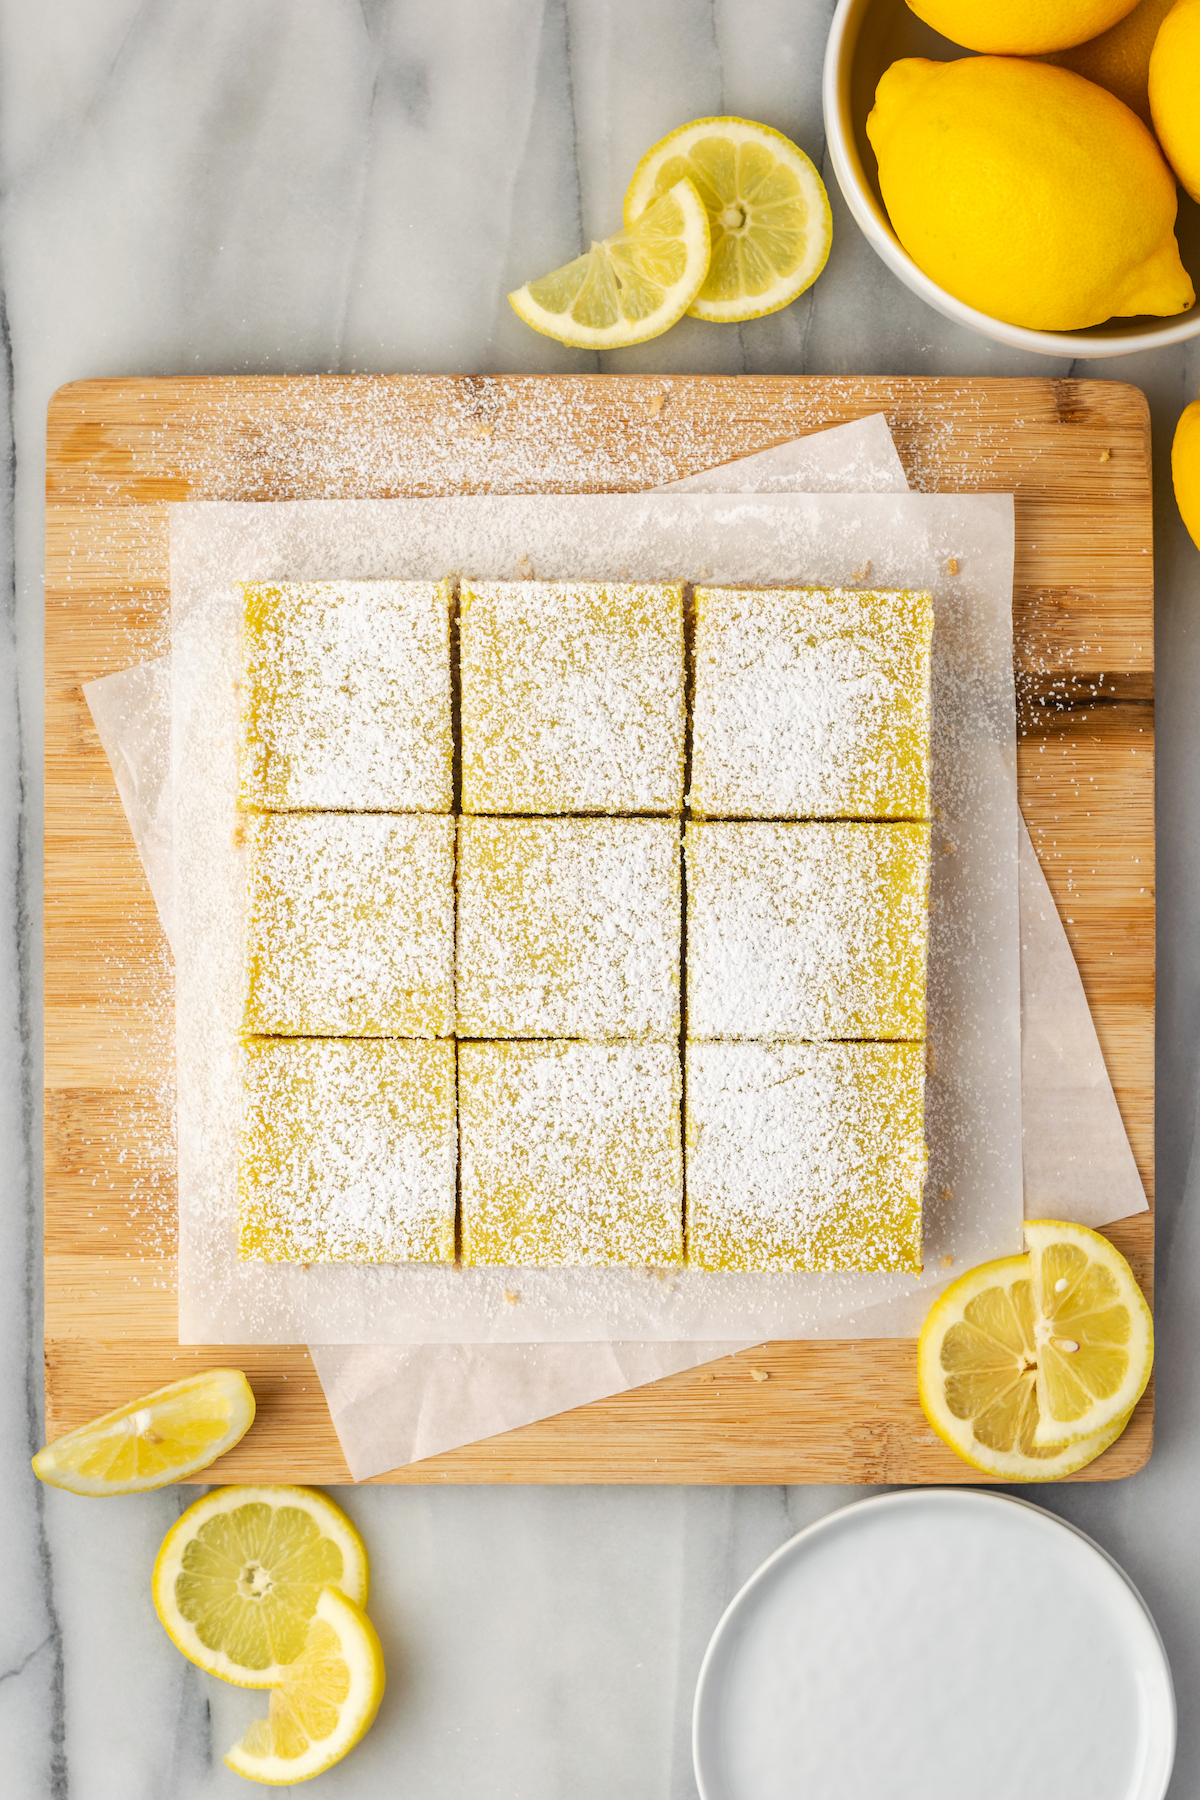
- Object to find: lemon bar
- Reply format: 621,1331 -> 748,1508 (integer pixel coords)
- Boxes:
459,579 -> 686,813
686,820 -> 929,1040
242,813 -> 454,1037
690,586 -> 933,819
239,579 -> 453,811
238,1037 -> 456,1263
686,1042 -> 925,1272
457,817 -> 681,1039
459,1041 -> 683,1266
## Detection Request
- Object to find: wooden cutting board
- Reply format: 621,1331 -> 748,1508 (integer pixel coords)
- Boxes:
44,374 -> 1154,1484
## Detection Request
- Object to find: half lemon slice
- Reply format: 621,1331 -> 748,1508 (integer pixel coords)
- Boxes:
153,1484 -> 369,1687
917,1225 -> 1150,1480
32,1368 -> 255,1496
509,176 -> 710,348
224,1586 -> 385,1786
1026,1218 -> 1154,1445
624,116 -> 831,322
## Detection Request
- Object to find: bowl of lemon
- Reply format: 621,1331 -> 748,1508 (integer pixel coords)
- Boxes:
823,0 -> 1200,354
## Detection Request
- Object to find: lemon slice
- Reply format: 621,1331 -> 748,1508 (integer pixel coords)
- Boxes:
917,1239 -> 1144,1480
32,1368 -> 255,1496
624,117 -> 831,323
224,1586 -> 385,1786
1025,1219 -> 1154,1445
153,1485 -> 369,1687
509,176 -> 710,349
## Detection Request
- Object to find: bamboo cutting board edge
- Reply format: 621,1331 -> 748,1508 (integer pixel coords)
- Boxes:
44,373 -> 1154,1484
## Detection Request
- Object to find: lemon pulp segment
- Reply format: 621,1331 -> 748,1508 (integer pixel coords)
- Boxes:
509,177 -> 710,349
624,117 -> 831,322
153,1484 -> 369,1688
32,1369 -> 255,1496
223,1587 -> 385,1785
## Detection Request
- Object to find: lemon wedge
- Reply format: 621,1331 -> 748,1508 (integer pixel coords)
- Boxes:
224,1586 -> 385,1786
32,1368 -> 255,1496
623,117 -> 831,322
153,1485 -> 369,1687
918,1221 -> 1151,1480
1025,1219 -> 1154,1444
509,177 -> 710,348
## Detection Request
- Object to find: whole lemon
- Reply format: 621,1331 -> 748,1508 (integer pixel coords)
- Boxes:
1149,0 -> 1200,202
1174,397 -> 1200,553
1039,0 -> 1177,125
907,0 -> 1141,53
867,57 -> 1195,329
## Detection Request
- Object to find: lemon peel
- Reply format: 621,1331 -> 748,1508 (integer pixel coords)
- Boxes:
867,56 -> 1194,329
906,0 -> 1141,54
1039,0 -> 1176,126
1149,0 -> 1200,202
1172,394 -> 1200,552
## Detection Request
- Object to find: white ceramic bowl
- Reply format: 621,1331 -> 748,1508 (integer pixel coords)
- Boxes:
822,0 -> 1200,357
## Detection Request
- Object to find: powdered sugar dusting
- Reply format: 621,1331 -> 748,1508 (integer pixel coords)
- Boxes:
460,1042 -> 682,1268
690,586 -> 932,819
244,814 -> 454,1038
239,578 -> 453,812
456,817 -> 680,1041
686,1043 -> 926,1273
460,580 -> 685,814
239,1038 -> 456,1263
686,822 -> 930,1042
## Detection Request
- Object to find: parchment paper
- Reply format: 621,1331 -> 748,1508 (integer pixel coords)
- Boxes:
169,486 -> 1022,1344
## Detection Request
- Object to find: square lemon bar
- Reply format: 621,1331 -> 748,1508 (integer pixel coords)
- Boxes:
242,813 -> 454,1038
239,578 -> 453,811
686,1042 -> 926,1272
459,579 -> 686,813
686,820 -> 929,1040
690,586 -> 933,819
459,1041 -> 683,1267
457,817 -> 681,1040
238,1037 -> 456,1263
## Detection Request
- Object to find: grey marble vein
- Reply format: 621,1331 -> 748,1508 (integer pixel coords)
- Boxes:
2,1 -> 1198,1794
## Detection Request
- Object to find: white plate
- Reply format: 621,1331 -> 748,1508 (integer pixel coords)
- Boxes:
694,1489 -> 1174,1800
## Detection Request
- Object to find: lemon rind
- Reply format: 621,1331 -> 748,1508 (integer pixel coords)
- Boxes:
152,1484 -> 369,1689
623,116 -> 832,324
31,1369 -> 256,1497
509,177 -> 710,350
222,1587 -> 385,1786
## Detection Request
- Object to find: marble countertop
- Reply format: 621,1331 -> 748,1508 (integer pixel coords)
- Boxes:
3,3 -> 1199,1795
